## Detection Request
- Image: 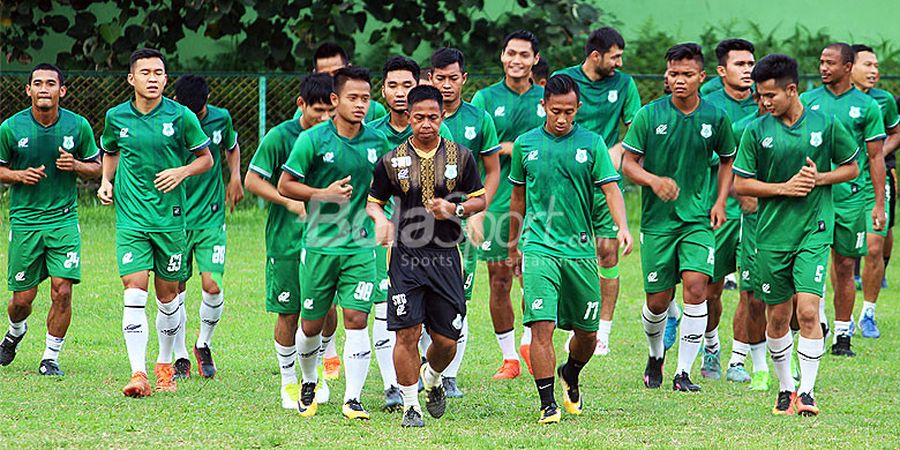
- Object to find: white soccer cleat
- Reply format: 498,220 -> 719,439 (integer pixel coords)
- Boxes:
315,376 -> 330,404
281,383 -> 299,410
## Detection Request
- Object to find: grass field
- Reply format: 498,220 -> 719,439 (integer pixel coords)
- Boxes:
0,201 -> 897,448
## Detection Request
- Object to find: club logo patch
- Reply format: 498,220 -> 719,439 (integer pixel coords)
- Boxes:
647,272 -> 658,282
531,299 -> 544,310
398,168 -> 409,180
481,240 -> 492,251
278,292 -> 290,303
62,135 -> 75,150
848,106 -> 861,119
213,130 -> 222,145
465,126 -> 476,140
762,283 -> 771,294
122,252 -> 134,264
444,163 -> 458,179
162,123 -> 174,137
452,314 -> 463,330
367,148 -> 378,164
575,148 -> 588,163
810,104 -> 820,111
607,90 -> 618,103
494,106 -> 505,117
536,104 -> 546,118
527,150 -> 538,161
761,137 -> 774,148
120,128 -> 129,137
810,131 -> 823,147
323,152 -> 335,163
655,124 -> 667,135
303,298 -> 314,309
700,123 -> 713,139
15,271 -> 25,282
17,137 -> 28,148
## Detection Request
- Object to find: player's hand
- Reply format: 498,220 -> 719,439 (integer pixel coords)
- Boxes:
781,167 -> 815,197
429,198 -> 455,220
617,228 -> 634,256
804,157 -> 824,186
737,195 -> 758,214
97,178 -> 114,205
374,217 -> 394,246
285,199 -> 307,219
17,165 -> 46,185
651,176 -> 679,202
154,167 -> 188,193
56,147 -> 77,172
320,176 -> 353,203
710,203 -> 726,230
506,246 -> 522,277
872,203 -> 886,232
466,211 -> 485,246
226,178 -> 245,212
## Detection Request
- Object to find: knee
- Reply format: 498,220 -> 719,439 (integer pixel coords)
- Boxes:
343,311 -> 368,330
201,276 -> 221,295
530,322 -> 555,344
867,240 -> 884,259
10,294 -> 33,310
50,283 -> 72,307
597,246 -> 618,268
834,256 -> 855,272
683,282 -> 707,303
489,273 -> 512,296
395,328 -> 421,347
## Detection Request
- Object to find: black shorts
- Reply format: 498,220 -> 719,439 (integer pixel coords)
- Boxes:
386,245 -> 466,340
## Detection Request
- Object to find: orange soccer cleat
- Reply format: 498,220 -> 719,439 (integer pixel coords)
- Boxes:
492,359 -> 521,380
519,344 -> 533,375
323,356 -> 341,380
122,371 -> 152,398
154,363 -> 177,393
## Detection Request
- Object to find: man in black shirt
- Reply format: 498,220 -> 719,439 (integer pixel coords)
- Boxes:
367,85 -> 485,428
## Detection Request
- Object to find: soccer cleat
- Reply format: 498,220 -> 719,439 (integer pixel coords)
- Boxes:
315,371 -> 330,404
519,343 -> 533,375
538,403 -> 561,424
492,359 -> 521,380
281,383 -> 299,409
0,326 -> 26,366
122,371 -> 152,398
39,359 -> 64,376
749,371 -> 770,391
663,305 -> 682,351
643,356 -> 664,389
193,344 -> 216,379
323,355 -> 341,380
594,339 -> 610,356
443,376 -> 463,398
557,364 -> 582,415
831,334 -> 856,357
771,390 -> 796,415
422,366 -> 446,419
795,392 -> 819,416
383,385 -> 403,411
791,350 -> 801,383
154,363 -> 177,392
401,406 -> 424,427
859,310 -> 880,338
672,371 -> 701,392
848,318 -> 856,337
342,399 -> 370,420
173,357 -> 191,380
700,349 -> 721,380
725,364 -> 751,383
297,382 -> 317,417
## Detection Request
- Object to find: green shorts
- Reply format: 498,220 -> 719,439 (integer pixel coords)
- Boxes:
374,245 -> 389,304
479,209 -> 510,262
116,228 -> 187,281
756,245 -> 829,305
184,224 -> 227,281
265,256 -> 302,314
833,201 -> 868,257
7,224 -> 82,291
462,239 -> 478,301
712,219 -> 740,282
522,253 -> 601,332
300,250 -> 376,320
591,190 -> 620,240
640,227 -> 715,294
865,192 -> 890,238
739,213 -> 758,293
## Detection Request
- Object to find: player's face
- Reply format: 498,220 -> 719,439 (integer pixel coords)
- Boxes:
756,79 -> 796,117
381,70 -> 417,113
128,57 -> 167,100
501,39 -> 538,80
819,47 -> 850,85
541,91 -> 580,136
408,100 -> 443,143
593,45 -> 624,78
26,70 -> 66,111
665,58 -> 705,99
851,51 -> 879,90
299,98 -> 335,125
315,56 -> 346,76
719,50 -> 754,91
333,79 -> 371,124
431,63 -> 467,106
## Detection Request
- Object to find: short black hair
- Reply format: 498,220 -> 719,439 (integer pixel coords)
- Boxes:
532,58 -> 549,81
129,48 -> 166,71
826,42 -> 855,64
299,73 -> 334,106
407,85 -> 443,110
666,43 -> 704,67
29,63 -> 64,85
419,67 -> 432,81
431,47 -> 465,72
851,44 -> 875,55
333,66 -> 371,94
715,39 -> 755,66
503,30 -> 540,55
173,75 -> 209,115
313,42 -> 349,69
543,74 -> 580,102
750,53 -> 799,87
382,56 -> 420,81
585,27 -> 625,57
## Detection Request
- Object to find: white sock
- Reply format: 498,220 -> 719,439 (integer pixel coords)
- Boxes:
42,333 -> 65,362
677,302 -> 708,375
728,340 -> 750,367
323,332 -> 338,359
833,320 -> 850,344
704,327 -> 720,353
767,332 -> 795,392
520,326 -> 532,346
400,383 -> 420,410
495,329 -> 518,361
444,315 -> 468,378
419,329 -> 433,356
642,304 -> 667,358
173,291 -> 189,360
197,290 -> 224,348
666,299 -> 680,318
422,362 -> 442,389
860,301 -> 876,317
319,333 -> 333,365
275,341 -> 298,386
155,298 -> 181,364
372,303 -> 397,390
797,336 -> 824,396
7,318 -> 26,338
750,342 -> 768,373
342,328 -> 371,403
818,296 -> 827,325
122,288 -> 149,374
295,330 -> 321,384
597,320 -> 612,343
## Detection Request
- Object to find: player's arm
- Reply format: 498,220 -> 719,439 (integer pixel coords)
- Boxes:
244,170 -> 306,217
0,124 -> 46,183
154,147 -> 213,193
710,116 -> 737,228
366,159 -> 395,245
506,140 -> 526,273
278,133 -> 351,203
97,152 -> 119,205
882,126 -> 900,158
480,152 -> 500,208
432,152 -> 486,220
593,140 -> 633,254
621,151 -> 679,201
863,102 -> 888,230
225,141 -> 245,211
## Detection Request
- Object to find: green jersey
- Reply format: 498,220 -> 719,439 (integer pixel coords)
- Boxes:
552,66 -> 642,146
282,120 -> 390,254
248,119 -> 306,258
800,86 -> 886,203
867,87 -> 900,131
700,76 -> 724,96
471,80 -> 545,214
293,99 -> 386,123
509,124 -> 619,259
704,88 -> 759,217
622,96 -> 736,233
442,101 -> 502,176
101,97 -> 210,232
733,109 -> 859,250
366,115 -> 455,148
183,105 -> 237,230
0,108 -> 99,230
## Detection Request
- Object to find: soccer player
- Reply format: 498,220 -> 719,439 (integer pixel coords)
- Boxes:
471,30 -> 545,379
508,74 -> 632,423
622,43 -> 736,392
430,47 -> 502,396
800,43 -> 886,356
98,49 -> 213,397
170,75 -> 243,379
532,59 -> 550,87
733,53 -> 860,416
700,39 -> 758,380
278,66 -> 389,420
245,73 -> 332,409
552,26 -> 641,356
850,44 -> 900,338
0,63 -> 101,376
367,85 -> 486,428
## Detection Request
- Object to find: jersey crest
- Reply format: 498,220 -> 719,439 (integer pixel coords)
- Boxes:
575,148 -> 588,163
607,90 -> 619,103
464,126 -> 476,140
212,130 -> 223,144
367,147 -> 378,164
162,122 -> 174,137
62,135 -> 75,150
849,106 -> 861,119
700,123 -> 713,139
810,131 -> 823,147
445,164 -> 458,180
536,104 -> 546,118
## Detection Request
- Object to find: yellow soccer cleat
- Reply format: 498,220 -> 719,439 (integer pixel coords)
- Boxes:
538,403 -> 561,424
342,399 -> 371,420
298,382 -> 318,417
557,366 -> 583,416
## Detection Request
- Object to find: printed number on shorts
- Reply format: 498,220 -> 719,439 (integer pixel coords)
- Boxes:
392,293 -> 408,316
814,264 -> 825,283
856,232 -> 865,249
464,273 -> 474,290
212,245 -> 226,264
167,254 -> 183,272
63,251 -> 80,269
583,301 -> 600,321
354,282 -> 374,301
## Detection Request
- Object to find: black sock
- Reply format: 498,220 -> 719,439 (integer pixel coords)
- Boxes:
884,255 -> 891,270
562,356 -> 587,385
535,377 -> 555,408
854,257 -> 861,277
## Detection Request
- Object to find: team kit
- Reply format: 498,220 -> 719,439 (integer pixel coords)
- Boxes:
1,26 -> 897,426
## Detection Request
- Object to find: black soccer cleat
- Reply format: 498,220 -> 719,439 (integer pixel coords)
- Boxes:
424,381 -> 446,418
401,406 -> 424,427
38,359 -> 64,376
442,376 -> 464,398
771,390 -> 796,415
673,371 -> 701,392
795,392 -> 819,416
831,335 -> 855,357
643,356 -> 664,389
537,402 -> 561,424
384,385 -> 403,412
193,344 -> 217,378
0,326 -> 27,366
173,357 -> 191,380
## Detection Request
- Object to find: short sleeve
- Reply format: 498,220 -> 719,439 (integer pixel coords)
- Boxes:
439,122 -> 454,141
622,78 -> 642,125
863,99 -> 886,142
732,127 -> 758,178
470,90 -> 486,110
883,94 -> 900,130
480,111 -> 501,155
714,114 -> 737,158
832,120 -> 860,166
100,110 -> 119,153
77,117 -> 100,161
622,106 -> 649,155
223,111 -> 238,151
282,131 -> 314,180
508,139 -> 525,185
0,121 -> 11,164
368,158 -> 394,205
248,128 -> 282,180
458,151 -> 485,197
369,101 -> 388,122
591,139 -> 620,185
182,108 -> 211,153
